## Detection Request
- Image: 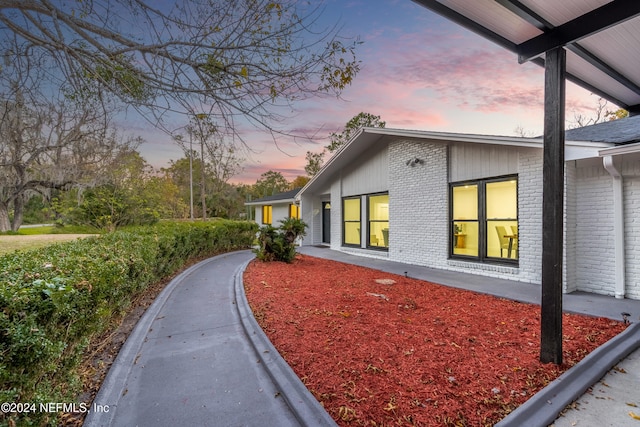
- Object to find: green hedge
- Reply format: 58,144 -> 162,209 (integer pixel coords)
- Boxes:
0,220 -> 258,426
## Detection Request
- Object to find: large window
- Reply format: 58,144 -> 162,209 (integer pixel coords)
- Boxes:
262,205 -> 273,225
368,194 -> 389,249
451,177 -> 518,263
343,197 -> 361,246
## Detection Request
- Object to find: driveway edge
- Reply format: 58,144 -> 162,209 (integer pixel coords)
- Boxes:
234,257 -> 338,427
496,321 -> 640,427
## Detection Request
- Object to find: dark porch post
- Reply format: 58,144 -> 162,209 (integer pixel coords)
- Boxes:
540,47 -> 566,365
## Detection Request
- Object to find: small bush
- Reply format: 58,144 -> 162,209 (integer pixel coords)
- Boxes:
0,219 -> 258,426
254,218 -> 307,263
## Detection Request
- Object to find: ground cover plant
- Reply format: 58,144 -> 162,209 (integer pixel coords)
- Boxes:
243,255 -> 627,426
0,220 -> 257,426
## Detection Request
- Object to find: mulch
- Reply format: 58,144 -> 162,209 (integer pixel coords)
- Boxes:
243,254 -> 627,426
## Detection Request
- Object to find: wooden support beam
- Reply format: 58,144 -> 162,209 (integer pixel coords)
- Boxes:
540,47 -> 566,365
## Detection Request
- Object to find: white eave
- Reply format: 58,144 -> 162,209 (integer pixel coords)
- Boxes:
598,141 -> 640,157
297,127 -> 614,199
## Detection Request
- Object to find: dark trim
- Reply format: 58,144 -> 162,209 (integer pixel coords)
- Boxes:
342,196 -> 361,248
566,44 -> 640,98
517,0 -> 640,63
410,0 -> 516,51
366,193 -> 389,251
449,175 -> 519,266
494,0 -> 552,30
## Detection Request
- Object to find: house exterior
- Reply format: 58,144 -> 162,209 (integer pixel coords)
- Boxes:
245,188 -> 301,226
297,116 -> 640,300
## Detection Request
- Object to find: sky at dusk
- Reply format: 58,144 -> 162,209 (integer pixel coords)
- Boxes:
134,0 -> 609,184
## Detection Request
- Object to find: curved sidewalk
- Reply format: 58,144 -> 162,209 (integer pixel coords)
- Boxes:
84,250 -> 335,427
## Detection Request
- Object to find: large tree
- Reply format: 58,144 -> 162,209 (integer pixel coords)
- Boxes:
327,112 -> 386,153
0,0 -> 361,140
0,88 -> 136,232
304,112 -> 386,177
252,170 -> 290,198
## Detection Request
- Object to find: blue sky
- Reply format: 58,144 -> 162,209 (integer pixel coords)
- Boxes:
136,0 -> 607,183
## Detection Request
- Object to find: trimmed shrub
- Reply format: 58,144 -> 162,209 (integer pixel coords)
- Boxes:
0,220 -> 257,426
254,218 -> 307,263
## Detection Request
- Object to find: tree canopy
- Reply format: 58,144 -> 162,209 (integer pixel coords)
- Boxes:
327,112 -> 386,153
0,0 -> 361,138
304,112 -> 386,177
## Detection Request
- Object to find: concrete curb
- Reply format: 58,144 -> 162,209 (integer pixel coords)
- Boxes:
84,254 -> 225,426
234,257 -> 338,427
496,321 -> 640,427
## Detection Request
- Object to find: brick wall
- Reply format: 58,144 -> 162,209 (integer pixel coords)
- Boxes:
575,162 -> 616,296
623,159 -> 640,299
513,149 -> 543,284
388,140 -> 449,268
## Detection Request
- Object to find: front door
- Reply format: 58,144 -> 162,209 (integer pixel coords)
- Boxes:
322,202 -> 331,243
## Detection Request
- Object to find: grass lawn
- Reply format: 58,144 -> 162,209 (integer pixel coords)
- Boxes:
0,226 -> 99,255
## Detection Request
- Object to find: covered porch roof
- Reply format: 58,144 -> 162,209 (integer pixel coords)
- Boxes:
410,0 -> 640,115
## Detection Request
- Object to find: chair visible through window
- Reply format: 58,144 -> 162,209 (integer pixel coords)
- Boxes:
495,226 -> 510,257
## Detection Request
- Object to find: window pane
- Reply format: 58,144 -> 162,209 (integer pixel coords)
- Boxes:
453,185 -> 478,220
369,195 -> 389,221
343,198 -> 361,245
262,205 -> 272,224
344,222 -> 361,245
487,221 -> 518,259
369,221 -> 389,248
453,221 -> 478,256
344,198 -> 360,221
486,180 -> 517,219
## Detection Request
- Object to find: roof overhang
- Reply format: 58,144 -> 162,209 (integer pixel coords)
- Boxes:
411,0 -> 640,114
298,127 -> 613,197
599,140 -> 640,156
244,197 -> 296,206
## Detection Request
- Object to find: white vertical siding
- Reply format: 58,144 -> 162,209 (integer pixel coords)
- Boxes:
450,143 -> 519,182
342,145 -> 388,196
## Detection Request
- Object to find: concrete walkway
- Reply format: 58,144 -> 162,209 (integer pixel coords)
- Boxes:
84,250 -> 335,427
86,247 -> 640,427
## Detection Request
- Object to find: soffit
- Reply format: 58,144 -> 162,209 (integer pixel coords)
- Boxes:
411,0 -> 640,113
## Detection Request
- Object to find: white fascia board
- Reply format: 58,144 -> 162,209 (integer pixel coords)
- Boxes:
244,198 -> 295,206
598,141 -> 640,157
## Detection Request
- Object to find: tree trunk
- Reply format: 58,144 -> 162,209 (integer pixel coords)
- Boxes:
0,202 -> 11,232
11,195 -> 24,232
200,140 -> 207,220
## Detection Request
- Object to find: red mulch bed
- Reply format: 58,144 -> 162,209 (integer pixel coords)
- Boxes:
243,255 -> 627,426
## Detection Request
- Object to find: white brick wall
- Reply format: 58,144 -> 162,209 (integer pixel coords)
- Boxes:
300,136 -> 640,300
574,163 -> 616,296
388,140 -> 449,268
515,149 -> 544,284
564,161 -> 578,293
623,170 -> 640,299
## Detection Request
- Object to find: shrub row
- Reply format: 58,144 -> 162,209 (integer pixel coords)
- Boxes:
0,220 -> 258,426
